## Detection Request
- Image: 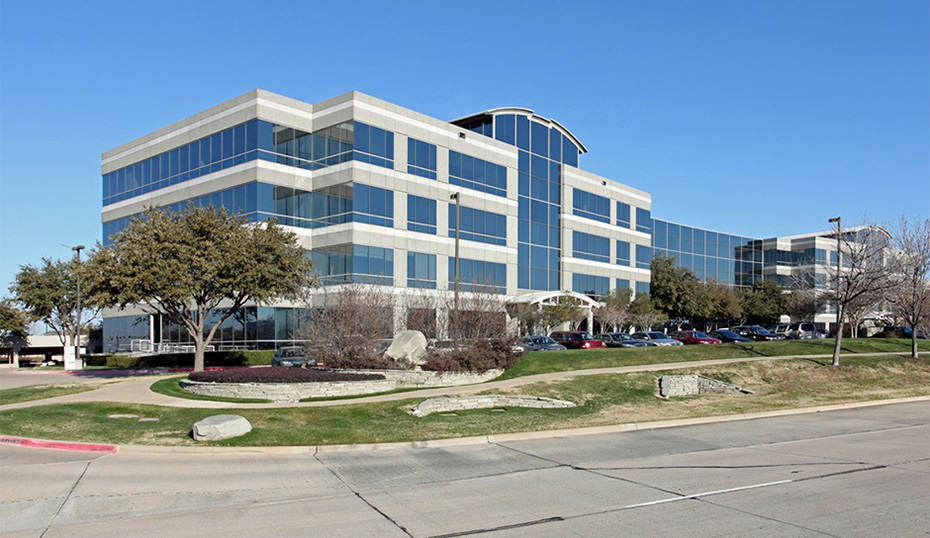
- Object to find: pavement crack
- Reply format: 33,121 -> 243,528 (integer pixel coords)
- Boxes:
39,459 -> 92,538
314,452 -> 414,537
425,516 -> 565,538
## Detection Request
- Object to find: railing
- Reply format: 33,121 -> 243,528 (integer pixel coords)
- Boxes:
129,340 -> 215,355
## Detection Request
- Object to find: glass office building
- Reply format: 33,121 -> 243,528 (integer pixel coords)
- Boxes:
99,90 -> 830,351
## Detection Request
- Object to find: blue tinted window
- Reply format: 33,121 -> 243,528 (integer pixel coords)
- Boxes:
516,115 -> 530,151
449,205 -> 506,246
616,241 -> 631,266
616,279 -> 630,290
449,258 -> 506,294
616,202 -> 631,228
572,231 -> 610,263
448,150 -> 506,197
407,252 -> 437,289
636,245 -> 653,269
407,195 -> 437,234
353,184 -> 393,227
572,273 -> 609,300
573,188 -> 610,223
635,208 -> 652,234
531,121 -> 548,157
562,134 -> 578,167
495,114 -> 515,144
635,281 -> 650,295
407,137 -> 437,179
549,128 -> 561,161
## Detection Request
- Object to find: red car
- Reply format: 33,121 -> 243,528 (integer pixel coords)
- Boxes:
669,330 -> 722,345
549,331 -> 606,349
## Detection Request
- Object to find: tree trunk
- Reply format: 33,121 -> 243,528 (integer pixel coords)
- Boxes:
193,332 -> 205,372
912,331 -> 919,360
832,304 -> 844,366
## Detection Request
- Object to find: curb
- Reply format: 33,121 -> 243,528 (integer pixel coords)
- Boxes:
0,435 -> 117,454
112,395 -> 930,456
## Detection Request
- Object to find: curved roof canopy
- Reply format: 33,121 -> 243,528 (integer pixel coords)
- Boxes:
508,290 -> 601,308
450,107 -> 588,155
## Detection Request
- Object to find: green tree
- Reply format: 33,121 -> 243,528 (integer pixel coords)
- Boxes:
10,257 -> 98,347
0,300 -> 29,364
84,205 -> 313,371
740,280 -> 787,327
705,280 -> 743,329
650,256 -> 705,329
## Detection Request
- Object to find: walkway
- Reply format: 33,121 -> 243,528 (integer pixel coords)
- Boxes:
0,351 -> 911,412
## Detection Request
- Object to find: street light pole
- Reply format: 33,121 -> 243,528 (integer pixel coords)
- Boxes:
450,193 -> 461,335
828,217 -> 842,364
72,244 -> 85,369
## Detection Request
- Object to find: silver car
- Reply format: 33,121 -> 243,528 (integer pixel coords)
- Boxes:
631,331 -> 684,346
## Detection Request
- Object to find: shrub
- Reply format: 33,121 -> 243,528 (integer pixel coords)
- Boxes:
422,339 -> 522,373
103,350 -> 275,369
188,368 -> 385,384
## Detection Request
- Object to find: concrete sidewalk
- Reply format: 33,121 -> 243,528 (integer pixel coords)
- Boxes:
0,351 -> 915,412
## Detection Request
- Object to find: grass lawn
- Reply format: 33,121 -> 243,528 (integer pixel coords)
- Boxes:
0,383 -> 109,406
0,355 -> 926,447
498,338 -> 930,379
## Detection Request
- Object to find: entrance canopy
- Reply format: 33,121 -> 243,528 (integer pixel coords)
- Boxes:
508,290 -> 601,308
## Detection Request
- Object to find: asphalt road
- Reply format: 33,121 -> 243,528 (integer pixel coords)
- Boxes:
3,401 -> 928,537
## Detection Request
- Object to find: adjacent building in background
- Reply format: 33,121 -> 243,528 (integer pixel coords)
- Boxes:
99,90 -> 843,352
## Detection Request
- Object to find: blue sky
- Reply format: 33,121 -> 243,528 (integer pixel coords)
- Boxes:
1,0 -> 928,295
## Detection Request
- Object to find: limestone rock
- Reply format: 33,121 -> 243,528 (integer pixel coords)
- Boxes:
192,414 -> 252,441
385,330 -> 428,365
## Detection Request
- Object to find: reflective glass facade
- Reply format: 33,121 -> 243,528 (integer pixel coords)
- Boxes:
572,231 -> 610,263
103,120 -> 392,206
573,189 -> 611,223
448,205 -> 507,246
407,138 -> 437,179
310,244 -> 394,286
652,219 -> 762,287
407,252 -> 437,289
572,273 -> 610,300
448,151 -> 507,197
407,195 -> 436,234
448,258 -> 506,294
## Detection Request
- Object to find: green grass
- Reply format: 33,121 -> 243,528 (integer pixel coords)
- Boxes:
1,355 -> 926,447
0,384 -> 104,405
149,376 -> 272,404
498,338 -> 930,379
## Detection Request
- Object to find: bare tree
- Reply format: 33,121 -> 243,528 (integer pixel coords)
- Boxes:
595,289 -> 632,332
446,284 -> 510,342
887,217 -> 930,358
403,290 -> 439,339
826,223 -> 896,366
541,296 -> 586,332
298,285 -> 396,369
629,293 -> 666,332
506,302 -> 543,336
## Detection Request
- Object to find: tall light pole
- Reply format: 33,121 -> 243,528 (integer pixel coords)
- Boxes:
828,217 -> 841,346
450,193 -> 461,334
72,244 -> 85,369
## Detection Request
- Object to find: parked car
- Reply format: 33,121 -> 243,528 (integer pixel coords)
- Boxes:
871,326 -> 928,340
784,322 -> 819,340
521,336 -> 568,351
549,331 -> 606,349
708,330 -> 754,343
771,323 -> 791,337
668,330 -> 722,345
631,331 -> 684,346
271,346 -> 322,367
595,332 -> 649,348
730,325 -> 786,341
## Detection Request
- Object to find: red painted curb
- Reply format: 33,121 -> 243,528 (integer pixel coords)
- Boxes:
0,435 -> 117,454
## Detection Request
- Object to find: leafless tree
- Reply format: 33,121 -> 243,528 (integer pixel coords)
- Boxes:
403,290 -> 439,339
297,285 -> 396,368
595,289 -> 632,332
825,223 -> 896,365
506,302 -> 543,336
887,217 -> 930,358
445,284 -> 510,342
541,296 -> 586,332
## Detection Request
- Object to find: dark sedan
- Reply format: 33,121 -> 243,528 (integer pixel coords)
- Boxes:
595,333 -> 649,348
709,330 -> 754,343
730,325 -> 786,341
521,336 -> 568,351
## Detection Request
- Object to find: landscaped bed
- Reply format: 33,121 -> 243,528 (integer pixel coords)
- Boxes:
188,368 -> 385,383
1,355 -> 926,446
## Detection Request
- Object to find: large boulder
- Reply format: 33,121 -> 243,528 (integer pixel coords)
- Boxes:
385,330 -> 428,366
192,414 -> 252,441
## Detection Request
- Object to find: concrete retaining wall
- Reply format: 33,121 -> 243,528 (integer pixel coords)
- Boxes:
180,369 -> 502,403
659,375 -> 753,398
411,395 -> 576,417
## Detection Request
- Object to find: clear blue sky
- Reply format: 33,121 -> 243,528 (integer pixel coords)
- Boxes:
1,0 -> 928,295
